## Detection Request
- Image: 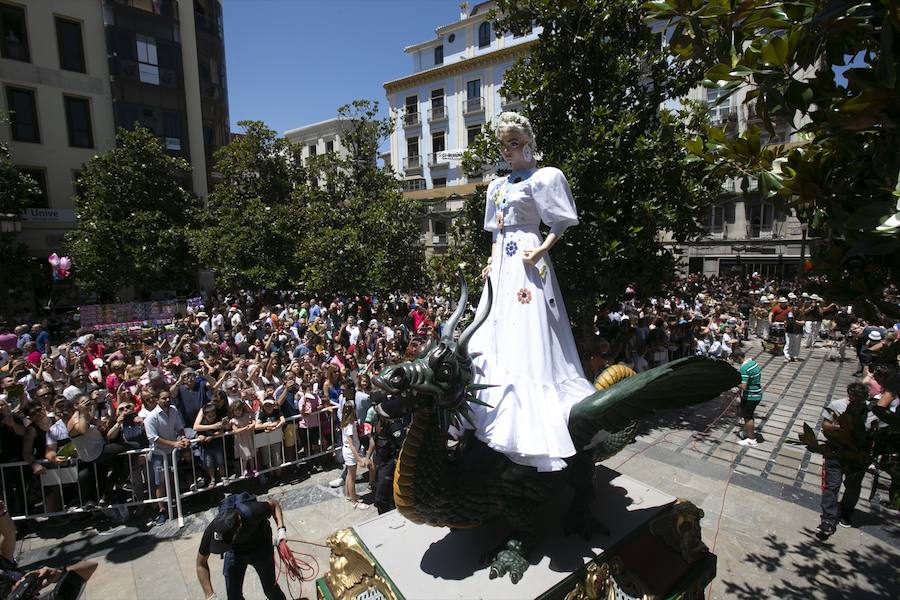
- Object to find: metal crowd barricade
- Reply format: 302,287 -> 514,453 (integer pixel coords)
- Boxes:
0,448 -> 172,522
171,408 -> 340,527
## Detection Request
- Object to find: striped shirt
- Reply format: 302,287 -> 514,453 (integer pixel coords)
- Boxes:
740,359 -> 763,402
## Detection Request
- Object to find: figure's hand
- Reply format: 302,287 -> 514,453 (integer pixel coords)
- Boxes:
481,264 -> 492,280
522,248 -> 546,267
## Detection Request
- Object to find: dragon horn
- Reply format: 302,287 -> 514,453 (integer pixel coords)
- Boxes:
457,278 -> 492,355
443,267 -> 468,339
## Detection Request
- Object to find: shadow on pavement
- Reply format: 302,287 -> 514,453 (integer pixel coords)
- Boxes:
721,528 -> 900,599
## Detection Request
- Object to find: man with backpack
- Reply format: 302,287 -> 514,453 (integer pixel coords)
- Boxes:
196,493 -> 288,600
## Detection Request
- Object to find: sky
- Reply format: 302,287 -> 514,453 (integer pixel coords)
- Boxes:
223,0 -> 465,135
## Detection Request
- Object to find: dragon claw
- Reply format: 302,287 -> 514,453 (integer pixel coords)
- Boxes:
487,539 -> 528,584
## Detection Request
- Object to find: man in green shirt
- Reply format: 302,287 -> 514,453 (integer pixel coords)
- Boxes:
732,347 -> 763,447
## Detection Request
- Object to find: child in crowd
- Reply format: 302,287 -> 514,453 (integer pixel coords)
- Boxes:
229,400 -> 257,478
194,403 -> 227,486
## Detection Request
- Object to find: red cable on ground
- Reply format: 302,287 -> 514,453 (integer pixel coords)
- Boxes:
275,537 -> 324,600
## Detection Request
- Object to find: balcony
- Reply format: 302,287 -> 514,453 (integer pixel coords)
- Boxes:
404,155 -> 423,173
402,178 -> 426,192
431,234 -> 449,246
111,0 -> 179,19
464,97 -> 485,116
428,152 -> 448,167
501,95 -> 523,111
194,11 -> 224,39
402,110 -> 421,128
111,58 -> 178,88
201,81 -> 225,100
710,107 -> 738,129
428,105 -> 448,122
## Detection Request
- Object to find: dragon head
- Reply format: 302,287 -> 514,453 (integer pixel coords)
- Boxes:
374,270 -> 493,429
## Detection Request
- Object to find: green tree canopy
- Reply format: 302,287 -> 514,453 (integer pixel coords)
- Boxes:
64,126 -> 200,299
292,101 -> 427,295
458,0 -> 726,342
647,0 -> 900,320
192,120 -> 306,290
196,102 -> 427,296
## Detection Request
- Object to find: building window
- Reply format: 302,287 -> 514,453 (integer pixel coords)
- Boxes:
17,167 -> 48,208
136,34 -> 160,85
747,201 -> 775,237
478,21 -> 491,48
403,95 -> 419,126
406,137 -> 420,169
467,125 -> 481,147
465,79 -> 482,112
55,17 -> 85,73
705,205 -> 725,233
434,44 -> 443,65
326,140 -> 334,153
432,177 -> 447,189
706,87 -> 733,124
0,3 -> 29,62
308,144 -> 317,157
163,110 -> 182,151
402,178 -> 426,192
64,96 -> 93,148
5,86 -> 39,143
432,131 -> 446,154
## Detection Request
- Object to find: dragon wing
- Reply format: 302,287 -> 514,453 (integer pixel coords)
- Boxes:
568,356 -> 741,450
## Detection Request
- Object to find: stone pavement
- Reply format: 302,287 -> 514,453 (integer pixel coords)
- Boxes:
12,338 -> 899,599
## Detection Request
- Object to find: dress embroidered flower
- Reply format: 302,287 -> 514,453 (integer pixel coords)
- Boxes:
516,288 -> 532,304
505,240 -> 518,257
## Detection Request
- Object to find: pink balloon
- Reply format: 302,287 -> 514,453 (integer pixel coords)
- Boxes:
58,256 -> 72,271
48,253 -> 60,267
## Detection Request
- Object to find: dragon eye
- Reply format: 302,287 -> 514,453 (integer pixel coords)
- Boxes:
389,369 -> 407,387
428,344 -> 449,369
436,363 -> 454,381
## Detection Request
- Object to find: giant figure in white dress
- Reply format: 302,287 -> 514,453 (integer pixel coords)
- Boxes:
467,112 -> 598,472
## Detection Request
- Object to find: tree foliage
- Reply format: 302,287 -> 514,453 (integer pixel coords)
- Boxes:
64,127 -> 200,299
0,127 -> 40,295
427,188 -> 492,294
192,120 -> 306,290
292,101 -> 426,295
647,0 -> 900,320
196,101 -> 427,296
465,0 -> 726,342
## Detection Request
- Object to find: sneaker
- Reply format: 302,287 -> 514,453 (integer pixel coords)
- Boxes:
738,438 -> 759,447
838,516 -> 852,528
147,513 -> 167,528
328,477 -> 344,488
816,521 -> 836,539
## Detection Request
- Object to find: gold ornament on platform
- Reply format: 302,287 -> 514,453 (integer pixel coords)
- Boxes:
648,499 -> 709,564
321,528 -> 398,600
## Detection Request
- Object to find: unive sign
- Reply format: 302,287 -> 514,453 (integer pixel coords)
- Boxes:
21,208 -> 77,222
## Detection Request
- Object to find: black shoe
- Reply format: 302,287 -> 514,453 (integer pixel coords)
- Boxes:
147,513 -> 167,528
816,521 -> 836,539
838,516 -> 852,528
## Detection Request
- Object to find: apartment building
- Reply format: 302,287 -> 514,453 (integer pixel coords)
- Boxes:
0,0 -> 229,257
383,1 -> 539,255
662,84 -> 816,279
284,117 -> 348,162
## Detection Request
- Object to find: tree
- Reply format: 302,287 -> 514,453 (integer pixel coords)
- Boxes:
463,0 -> 725,343
647,0 -> 900,320
192,120 -> 305,290
290,100 -> 427,295
62,127 -> 200,299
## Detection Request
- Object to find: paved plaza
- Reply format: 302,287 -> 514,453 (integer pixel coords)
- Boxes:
12,339 -> 900,599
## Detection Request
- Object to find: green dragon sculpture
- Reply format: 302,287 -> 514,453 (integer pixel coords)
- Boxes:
373,273 -> 739,583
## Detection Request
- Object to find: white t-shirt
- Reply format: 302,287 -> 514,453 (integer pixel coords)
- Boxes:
231,312 -> 242,328
341,422 -> 357,447
212,313 -> 224,332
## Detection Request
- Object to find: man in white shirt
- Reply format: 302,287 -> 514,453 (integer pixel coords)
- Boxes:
230,307 -> 243,330
345,316 -> 361,347
197,313 -> 211,340
211,309 -> 225,336
142,390 -> 188,526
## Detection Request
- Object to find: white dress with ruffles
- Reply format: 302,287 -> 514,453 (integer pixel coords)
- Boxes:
467,166 -> 597,472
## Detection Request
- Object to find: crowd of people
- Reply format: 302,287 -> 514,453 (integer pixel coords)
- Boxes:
0,275 -> 897,533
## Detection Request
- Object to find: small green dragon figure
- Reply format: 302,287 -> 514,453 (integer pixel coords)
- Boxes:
373,272 -> 739,583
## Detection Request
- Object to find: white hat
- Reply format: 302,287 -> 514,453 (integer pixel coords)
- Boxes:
196,312 -> 208,318
801,292 -> 809,298
868,331 -> 883,341
262,398 -> 276,405
811,294 -> 822,301
788,292 -> 797,299
778,297 -> 788,303
92,358 -> 105,369
760,297 -> 770,304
